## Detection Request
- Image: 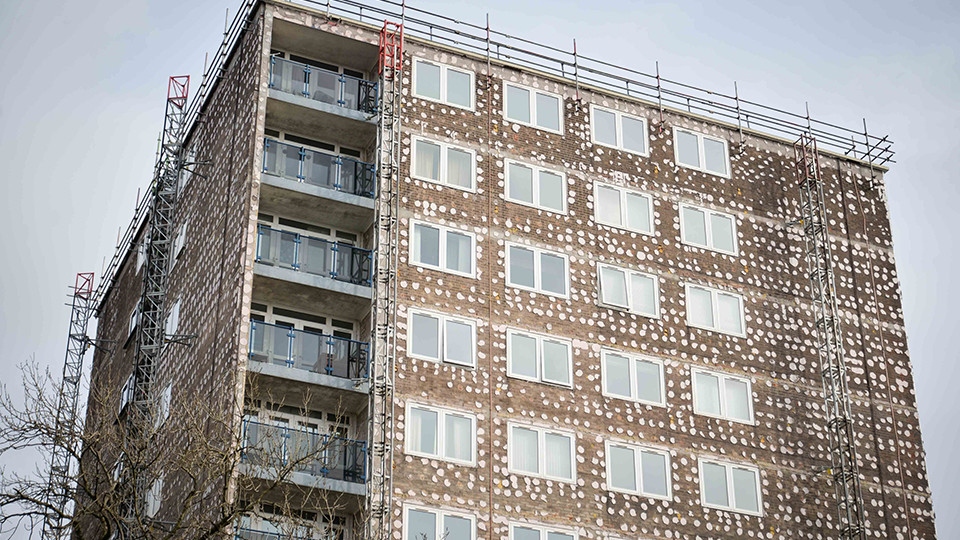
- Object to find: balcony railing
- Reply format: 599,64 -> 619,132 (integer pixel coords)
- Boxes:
249,320 -> 368,380
255,226 -> 373,287
235,525 -> 341,540
241,419 -> 367,484
263,138 -> 375,198
269,56 -> 377,114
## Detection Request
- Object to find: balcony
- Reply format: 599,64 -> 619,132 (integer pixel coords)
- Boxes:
249,320 -> 368,380
263,138 -> 375,198
256,225 -> 372,285
235,528 -> 337,540
269,56 -> 377,114
241,419 -> 366,490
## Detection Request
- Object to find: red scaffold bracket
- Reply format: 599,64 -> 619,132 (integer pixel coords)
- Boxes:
167,75 -> 191,109
74,272 -> 94,299
378,21 -> 404,74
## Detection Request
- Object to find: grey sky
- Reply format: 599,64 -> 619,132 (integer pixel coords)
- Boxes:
1,0 -> 956,538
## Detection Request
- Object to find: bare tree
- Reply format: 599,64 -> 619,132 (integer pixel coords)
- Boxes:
0,361 -> 366,540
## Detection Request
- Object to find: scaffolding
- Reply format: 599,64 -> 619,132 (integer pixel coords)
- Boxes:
794,133 -> 866,540
40,273 -> 96,540
119,75 -> 190,537
367,18 -> 403,540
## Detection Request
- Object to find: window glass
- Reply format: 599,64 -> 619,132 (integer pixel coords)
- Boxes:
732,467 -> 760,513
411,313 -> 439,359
539,171 -> 564,212
415,61 -> 441,100
541,340 -> 570,385
446,231 -> 472,274
635,359 -> 662,404
445,319 -> 473,366
717,293 -> 743,334
415,140 -> 441,180
547,533 -> 573,540
506,85 -> 531,124
630,273 -> 657,316
509,333 -> 538,379
681,206 -> 708,246
408,509 -> 436,540
535,93 -> 561,131
511,426 -> 539,473
687,286 -> 714,328
447,69 -> 472,108
445,414 -> 473,462
593,108 -> 617,146
413,224 -> 440,267
508,163 -> 534,204
694,371 -> 722,416
711,213 -> 735,252
597,185 -> 622,226
724,377 -> 751,421
444,515 -> 473,540
703,138 -> 727,175
446,148 -> 473,189
509,246 -> 536,289
600,266 -> 628,307
702,462 -> 729,507
625,192 -> 651,233
641,450 -> 669,496
544,432 -> 572,479
676,130 -> 701,167
513,527 -> 540,540
609,444 -> 637,491
621,116 -> 647,153
540,253 -> 566,295
410,407 -> 438,455
605,353 -> 631,398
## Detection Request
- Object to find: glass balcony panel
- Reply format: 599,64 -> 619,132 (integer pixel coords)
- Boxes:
281,144 -> 301,179
262,139 -> 376,199
256,226 -> 372,286
341,76 -> 359,110
249,321 -> 369,381
302,148 -> 337,189
272,57 -> 308,96
309,69 -> 339,106
298,236 -> 333,278
270,324 -> 294,367
297,330 -> 324,372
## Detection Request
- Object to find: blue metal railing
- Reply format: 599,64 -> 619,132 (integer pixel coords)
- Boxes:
241,419 -> 367,484
249,320 -> 369,380
269,56 -> 378,114
255,225 -> 373,287
262,138 -> 375,198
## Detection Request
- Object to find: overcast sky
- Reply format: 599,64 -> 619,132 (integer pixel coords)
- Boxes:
1,0 -> 957,538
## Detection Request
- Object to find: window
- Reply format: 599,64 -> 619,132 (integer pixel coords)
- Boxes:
685,284 -> 745,336
408,310 -> 476,368
164,299 -> 181,337
145,475 -> 163,518
674,128 -> 729,176
679,204 -> 737,254
594,183 -> 653,234
508,423 -> 575,481
590,105 -> 647,154
411,221 -> 475,276
135,235 -> 147,273
506,329 -> 572,387
503,83 -> 562,133
404,505 -> 475,540
128,303 -> 140,337
413,59 -> 474,109
179,146 -> 197,191
596,264 -> 659,318
699,459 -> 762,515
155,383 -> 172,429
601,350 -> 664,406
508,523 -> 576,540
505,160 -> 565,214
411,137 -> 475,191
692,368 -> 753,423
505,244 -> 568,297
406,403 -> 476,465
171,222 -> 188,270
119,374 -> 134,414
605,441 -> 670,498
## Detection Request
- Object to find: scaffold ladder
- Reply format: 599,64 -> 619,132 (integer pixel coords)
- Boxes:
121,75 -> 189,538
368,19 -> 403,540
40,273 -> 96,540
794,133 -> 866,540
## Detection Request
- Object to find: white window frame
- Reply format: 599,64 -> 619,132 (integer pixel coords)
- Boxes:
679,203 -> 738,255
684,284 -> 746,337
673,127 -> 730,177
409,220 -> 477,277
604,440 -> 672,500
504,243 -> 570,298
145,475 -> 163,518
155,383 -> 172,430
691,368 -> 754,423
503,159 -> 567,214
164,298 -> 181,337
698,458 -> 763,516
406,309 -> 477,368
179,146 -> 197,191
593,182 -> 654,235
507,521 -> 578,540
506,422 -> 576,482
135,236 -> 147,274
128,303 -> 140,338
404,402 -> 477,466
505,328 -> 573,388
589,104 -> 649,156
170,222 -> 188,270
412,58 -> 475,110
410,136 -> 477,192
119,374 -> 134,415
403,504 -> 476,540
502,82 -> 563,134
600,349 -> 666,407
596,263 -> 660,318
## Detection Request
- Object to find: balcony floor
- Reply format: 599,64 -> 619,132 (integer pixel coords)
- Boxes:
267,90 -> 376,151
252,272 -> 371,321
259,177 -> 374,234
246,361 -> 369,414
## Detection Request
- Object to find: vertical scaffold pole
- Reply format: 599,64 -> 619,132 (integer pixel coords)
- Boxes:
794,133 -> 866,540
122,75 -> 189,538
40,273 -> 96,540
368,19 -> 403,540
